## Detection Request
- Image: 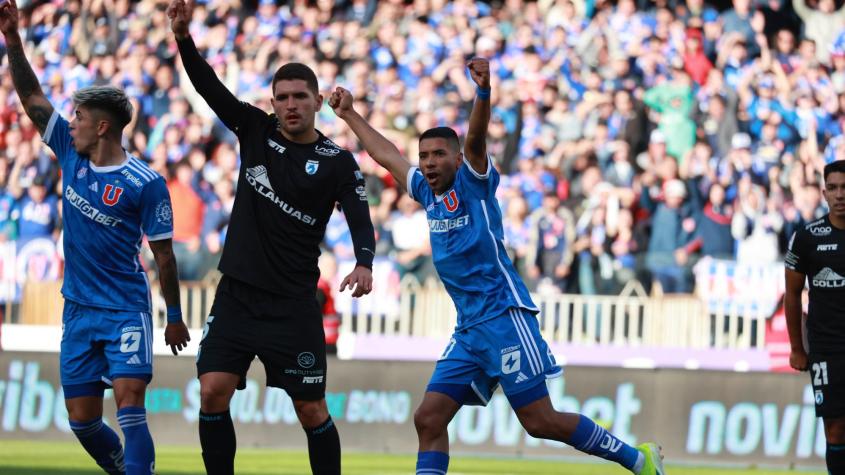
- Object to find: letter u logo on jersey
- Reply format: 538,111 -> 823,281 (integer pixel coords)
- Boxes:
443,190 -> 459,212
102,184 -> 124,206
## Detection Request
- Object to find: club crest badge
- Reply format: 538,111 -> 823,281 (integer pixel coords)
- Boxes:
305,160 -> 319,175
102,184 -> 124,206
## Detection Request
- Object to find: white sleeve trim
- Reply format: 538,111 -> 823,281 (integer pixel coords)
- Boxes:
146,231 -> 174,242
463,156 -> 492,179
42,111 -> 59,144
407,166 -> 419,200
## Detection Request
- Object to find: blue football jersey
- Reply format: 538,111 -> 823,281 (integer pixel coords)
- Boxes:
44,112 -> 173,312
407,158 -> 538,330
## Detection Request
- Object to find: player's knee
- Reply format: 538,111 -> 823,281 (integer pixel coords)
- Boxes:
516,406 -> 556,439
294,399 -> 328,428
827,419 -> 845,444
199,381 -> 235,412
65,398 -> 103,422
112,378 -> 147,409
520,415 -> 550,439
414,406 -> 447,437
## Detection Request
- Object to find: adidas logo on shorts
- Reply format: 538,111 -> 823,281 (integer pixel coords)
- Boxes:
126,355 -> 142,365
515,372 -> 529,384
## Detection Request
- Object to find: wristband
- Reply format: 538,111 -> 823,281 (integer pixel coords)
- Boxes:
355,262 -> 373,270
166,305 -> 183,324
476,87 -> 491,100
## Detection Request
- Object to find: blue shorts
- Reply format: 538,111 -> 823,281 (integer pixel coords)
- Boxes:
60,301 -> 153,398
427,308 -> 562,409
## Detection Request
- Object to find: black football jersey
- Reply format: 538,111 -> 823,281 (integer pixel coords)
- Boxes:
785,215 -> 845,353
220,110 -> 371,298
176,36 -> 375,300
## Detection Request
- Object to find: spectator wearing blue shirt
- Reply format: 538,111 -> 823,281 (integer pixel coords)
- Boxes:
682,183 -> 735,260
644,179 -> 696,293
527,192 -> 576,292
14,174 -> 59,248
720,0 -> 759,57
0,159 -> 17,242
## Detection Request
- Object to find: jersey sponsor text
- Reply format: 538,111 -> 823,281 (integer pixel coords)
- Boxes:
811,226 -> 833,236
812,267 -> 845,288
65,185 -> 122,227
267,138 -> 286,155
314,145 -> 340,156
246,166 -> 316,226
121,169 -> 143,187
429,215 -> 469,233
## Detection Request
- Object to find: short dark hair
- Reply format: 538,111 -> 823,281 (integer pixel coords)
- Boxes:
72,86 -> 133,132
824,160 -> 845,181
271,63 -> 319,95
419,127 -> 460,152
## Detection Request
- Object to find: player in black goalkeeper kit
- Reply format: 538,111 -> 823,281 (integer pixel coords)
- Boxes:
168,1 -> 375,474
785,160 -> 845,475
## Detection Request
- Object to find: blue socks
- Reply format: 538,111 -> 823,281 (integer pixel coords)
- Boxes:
70,408 -> 154,475
69,417 -> 125,474
416,451 -> 449,475
568,415 -> 640,471
117,406 -> 154,475
413,418 -> 638,475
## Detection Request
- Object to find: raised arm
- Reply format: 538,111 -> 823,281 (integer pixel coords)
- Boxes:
168,0 -> 246,131
0,0 -> 55,135
791,0 -> 812,22
329,87 -> 411,191
464,57 -> 491,175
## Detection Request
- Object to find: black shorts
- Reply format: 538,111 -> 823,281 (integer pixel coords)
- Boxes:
809,352 -> 845,418
196,276 -> 327,401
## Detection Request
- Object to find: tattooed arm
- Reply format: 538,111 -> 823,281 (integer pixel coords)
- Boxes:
0,0 -> 55,135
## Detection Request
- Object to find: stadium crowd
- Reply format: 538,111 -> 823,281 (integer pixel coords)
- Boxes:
0,0 -> 841,297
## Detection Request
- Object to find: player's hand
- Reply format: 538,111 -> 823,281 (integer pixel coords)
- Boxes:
0,0 -> 20,37
467,57 -> 491,89
167,0 -> 193,40
339,265 -> 372,298
164,321 -> 191,355
328,87 -> 355,119
789,348 -> 809,372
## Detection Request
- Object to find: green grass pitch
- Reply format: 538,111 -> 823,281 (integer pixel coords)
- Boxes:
0,440 -> 824,474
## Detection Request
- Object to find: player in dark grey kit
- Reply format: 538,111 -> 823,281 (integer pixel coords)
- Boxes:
785,160 -> 845,475
168,1 -> 375,474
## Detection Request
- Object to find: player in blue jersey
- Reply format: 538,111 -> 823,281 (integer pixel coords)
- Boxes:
330,58 -> 665,475
1,1 -> 190,474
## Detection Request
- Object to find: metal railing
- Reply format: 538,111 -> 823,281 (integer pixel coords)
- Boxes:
2,275 -> 770,350
337,276 -> 770,350
0,278 -> 220,330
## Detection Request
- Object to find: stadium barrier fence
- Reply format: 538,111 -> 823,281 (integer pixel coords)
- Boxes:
3,276 -> 770,352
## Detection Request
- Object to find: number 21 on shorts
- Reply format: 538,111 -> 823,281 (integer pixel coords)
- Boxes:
813,361 -> 829,406
813,361 -> 830,386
